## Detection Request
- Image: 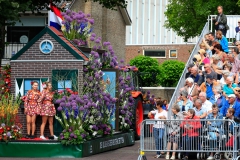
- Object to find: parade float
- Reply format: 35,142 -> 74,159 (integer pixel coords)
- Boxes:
0,9 -> 154,158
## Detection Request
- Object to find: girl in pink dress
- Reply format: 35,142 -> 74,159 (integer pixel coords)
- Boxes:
38,82 -> 57,140
24,81 -> 40,139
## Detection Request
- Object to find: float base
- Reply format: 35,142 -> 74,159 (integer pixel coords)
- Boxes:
0,132 -> 135,158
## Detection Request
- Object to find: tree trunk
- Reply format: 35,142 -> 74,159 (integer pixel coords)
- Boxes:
0,25 -> 6,67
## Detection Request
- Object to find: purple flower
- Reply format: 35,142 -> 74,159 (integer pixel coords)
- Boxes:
91,33 -> 96,37
95,39 -> 100,43
70,133 -> 75,137
147,91 -> 150,94
74,135 -> 77,138
60,102 -> 66,107
66,9 -> 71,14
72,106 -> 77,110
56,99 -> 61,104
87,13 -> 91,17
94,53 -> 99,59
81,134 -> 86,138
110,62 -> 114,67
120,110 -> 125,114
79,107 -> 84,111
83,68 -> 88,72
66,102 -> 71,107
120,59 -> 124,63
6,132 -> 11,137
76,97 -> 82,103
90,37 -> 95,41
57,107 -> 63,111
83,95 -> 88,99
89,19 -> 94,25
88,76 -> 93,81
126,76 -> 131,81
108,45 -> 113,51
84,105 -> 88,109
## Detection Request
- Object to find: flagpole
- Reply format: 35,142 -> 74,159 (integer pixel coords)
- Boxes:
48,1 -> 52,27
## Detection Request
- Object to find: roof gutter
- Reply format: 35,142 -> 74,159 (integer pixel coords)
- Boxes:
118,6 -> 132,26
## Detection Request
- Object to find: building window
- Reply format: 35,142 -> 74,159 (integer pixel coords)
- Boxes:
24,79 -> 40,95
144,50 -> 166,58
7,26 -> 45,43
169,50 -> 177,58
57,80 -> 72,91
52,70 -> 78,91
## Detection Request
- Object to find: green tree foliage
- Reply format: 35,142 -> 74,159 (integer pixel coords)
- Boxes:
129,56 -> 161,87
158,60 -> 185,87
164,0 -> 240,41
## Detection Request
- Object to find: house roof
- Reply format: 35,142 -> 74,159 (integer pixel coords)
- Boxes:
11,26 -> 89,61
119,7 -> 132,25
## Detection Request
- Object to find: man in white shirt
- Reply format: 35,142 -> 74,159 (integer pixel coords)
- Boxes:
199,92 -> 213,114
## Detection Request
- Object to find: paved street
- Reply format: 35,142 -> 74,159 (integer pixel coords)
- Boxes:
1,140 -> 165,160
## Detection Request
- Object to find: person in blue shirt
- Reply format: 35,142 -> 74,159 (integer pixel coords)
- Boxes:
206,104 -> 223,160
209,85 -> 226,109
223,77 -> 237,97
216,30 -> 229,53
177,90 -> 193,116
220,94 -> 240,117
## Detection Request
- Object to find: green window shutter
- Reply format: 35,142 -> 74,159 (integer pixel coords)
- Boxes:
68,70 -> 78,91
52,70 -> 78,91
52,70 -> 58,92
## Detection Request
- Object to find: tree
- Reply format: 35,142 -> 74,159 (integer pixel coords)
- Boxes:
129,56 -> 161,87
158,60 -> 185,87
164,0 -> 240,41
0,0 -> 128,67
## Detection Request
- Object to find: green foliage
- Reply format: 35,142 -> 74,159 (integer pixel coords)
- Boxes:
165,0 -> 240,41
158,60 -> 185,87
129,56 -> 161,87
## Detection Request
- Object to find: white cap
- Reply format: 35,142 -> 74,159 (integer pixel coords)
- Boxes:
228,94 -> 236,98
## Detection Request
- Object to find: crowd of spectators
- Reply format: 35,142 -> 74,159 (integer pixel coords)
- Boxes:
148,5 -> 240,160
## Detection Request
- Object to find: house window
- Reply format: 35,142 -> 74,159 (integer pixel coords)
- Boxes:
169,49 -> 177,58
144,50 -> 166,58
52,70 -> 78,91
57,80 -> 72,91
7,26 -> 45,43
24,79 -> 40,95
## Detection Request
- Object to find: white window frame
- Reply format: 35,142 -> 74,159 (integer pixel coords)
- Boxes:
169,49 -> 178,58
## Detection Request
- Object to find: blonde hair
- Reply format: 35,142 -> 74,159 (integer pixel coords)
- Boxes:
216,30 -> 223,38
199,43 -> 206,48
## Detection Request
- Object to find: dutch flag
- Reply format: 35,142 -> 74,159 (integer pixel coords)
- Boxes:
49,4 -> 63,30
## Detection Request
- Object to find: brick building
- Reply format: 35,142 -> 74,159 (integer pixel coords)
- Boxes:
2,0 -> 131,66
124,0 -> 197,64
10,26 -> 88,136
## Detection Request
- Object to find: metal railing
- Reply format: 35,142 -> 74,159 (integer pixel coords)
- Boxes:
138,119 -> 240,160
167,22 -> 209,113
208,15 -> 240,44
4,42 -> 26,59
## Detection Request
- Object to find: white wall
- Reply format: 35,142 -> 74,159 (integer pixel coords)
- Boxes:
126,0 -> 198,45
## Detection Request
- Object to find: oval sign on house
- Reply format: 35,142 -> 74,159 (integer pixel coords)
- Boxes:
20,35 -> 28,44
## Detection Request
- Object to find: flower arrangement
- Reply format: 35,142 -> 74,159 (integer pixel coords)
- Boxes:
54,9 -> 148,145
61,10 -> 94,46
0,64 -> 11,98
0,123 -> 22,142
53,88 -> 78,102
0,94 -> 21,126
88,35 -> 136,132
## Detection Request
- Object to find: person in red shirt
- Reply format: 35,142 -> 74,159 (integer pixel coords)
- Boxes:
180,109 -> 202,160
